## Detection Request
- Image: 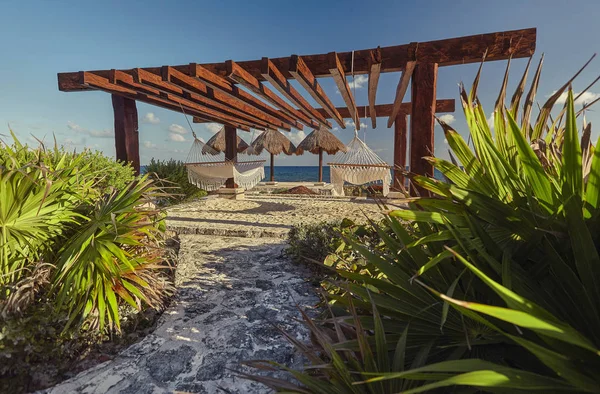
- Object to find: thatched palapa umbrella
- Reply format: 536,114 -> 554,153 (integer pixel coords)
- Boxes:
202,126 -> 248,155
249,129 -> 296,182
296,126 -> 347,183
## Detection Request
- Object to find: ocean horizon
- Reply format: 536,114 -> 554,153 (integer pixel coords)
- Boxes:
143,165 -> 443,183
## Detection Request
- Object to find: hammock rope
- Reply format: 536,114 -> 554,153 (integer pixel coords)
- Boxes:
328,51 -> 392,196
184,127 -> 265,191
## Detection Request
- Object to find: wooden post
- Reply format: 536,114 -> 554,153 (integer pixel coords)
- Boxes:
410,63 -> 437,196
270,152 -> 275,182
318,148 -> 323,183
393,113 -> 408,190
112,95 -> 140,175
224,125 -> 237,188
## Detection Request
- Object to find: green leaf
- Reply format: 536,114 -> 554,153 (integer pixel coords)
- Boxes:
506,110 -> 554,208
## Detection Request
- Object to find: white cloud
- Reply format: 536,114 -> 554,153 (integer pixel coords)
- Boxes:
88,129 -> 113,138
142,112 -> 160,124
143,140 -> 157,149
348,75 -> 368,90
67,121 -> 85,133
205,123 -> 222,134
553,91 -> 600,105
67,121 -> 113,138
438,114 -> 456,125
169,133 -> 186,142
288,129 -> 306,145
345,119 -> 368,129
168,124 -> 187,134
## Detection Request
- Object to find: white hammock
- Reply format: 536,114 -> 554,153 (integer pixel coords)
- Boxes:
185,136 -> 265,191
328,133 -> 392,196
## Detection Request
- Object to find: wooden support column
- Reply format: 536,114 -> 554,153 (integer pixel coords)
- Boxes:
224,125 -> 237,188
270,152 -> 275,182
111,94 -> 140,175
410,63 -> 437,196
393,113 -> 408,190
318,148 -> 323,183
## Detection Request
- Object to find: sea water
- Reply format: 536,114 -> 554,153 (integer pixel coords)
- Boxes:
142,165 -> 444,183
263,166 -> 444,183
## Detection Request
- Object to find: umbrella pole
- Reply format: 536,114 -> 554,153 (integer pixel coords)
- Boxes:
270,152 -> 275,182
318,148 -> 323,183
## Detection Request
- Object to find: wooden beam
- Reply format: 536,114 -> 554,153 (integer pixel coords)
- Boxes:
59,28 -> 536,91
80,71 -> 250,131
193,100 -> 454,124
224,125 -> 237,188
387,61 -> 416,128
189,63 -> 303,130
393,113 -> 408,190
227,60 -> 319,129
262,57 -> 331,128
312,99 -> 455,120
410,63 -> 438,196
329,52 -> 359,129
112,95 -> 140,175
164,66 -> 292,131
368,48 -> 382,129
289,55 -> 345,129
162,92 -> 261,130
131,68 -> 276,130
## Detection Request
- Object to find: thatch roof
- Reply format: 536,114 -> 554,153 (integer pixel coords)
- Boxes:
249,129 -> 296,156
296,127 -> 347,155
202,127 -> 249,154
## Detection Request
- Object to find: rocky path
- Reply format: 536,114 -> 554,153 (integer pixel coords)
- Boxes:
44,235 -> 318,394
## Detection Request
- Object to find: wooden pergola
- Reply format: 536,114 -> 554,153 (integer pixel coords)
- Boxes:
58,28 -> 536,192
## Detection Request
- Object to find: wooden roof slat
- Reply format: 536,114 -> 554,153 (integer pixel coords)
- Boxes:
261,57 -> 331,128
189,63 -> 303,130
227,60 -> 320,129
110,69 -> 161,96
387,61 -> 416,128
59,28 -> 536,91
289,55 -> 345,129
329,51 -> 359,129
132,66 -> 291,130
131,68 -> 275,130
164,66 -> 292,131
80,72 -> 250,130
161,92 -> 261,130
367,48 -> 382,128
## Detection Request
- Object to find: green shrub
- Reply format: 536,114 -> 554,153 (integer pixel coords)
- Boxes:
246,58 -> 600,393
145,158 -> 207,205
286,221 -> 340,264
0,133 -> 174,332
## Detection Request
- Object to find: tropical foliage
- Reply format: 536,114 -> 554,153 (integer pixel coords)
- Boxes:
145,158 -> 207,205
0,133 -> 173,331
245,56 -> 600,392
1,134 -> 175,391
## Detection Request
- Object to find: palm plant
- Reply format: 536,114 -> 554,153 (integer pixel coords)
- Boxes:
246,56 -> 600,392
53,176 -> 173,331
1,134 -> 173,332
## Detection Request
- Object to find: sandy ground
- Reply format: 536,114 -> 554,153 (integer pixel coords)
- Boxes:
44,196 -> 399,393
167,195 -> 395,238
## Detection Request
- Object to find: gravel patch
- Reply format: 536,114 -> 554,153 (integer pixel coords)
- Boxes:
43,235 -> 318,394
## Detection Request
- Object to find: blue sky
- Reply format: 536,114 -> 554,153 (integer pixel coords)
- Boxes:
1,0 -> 599,166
